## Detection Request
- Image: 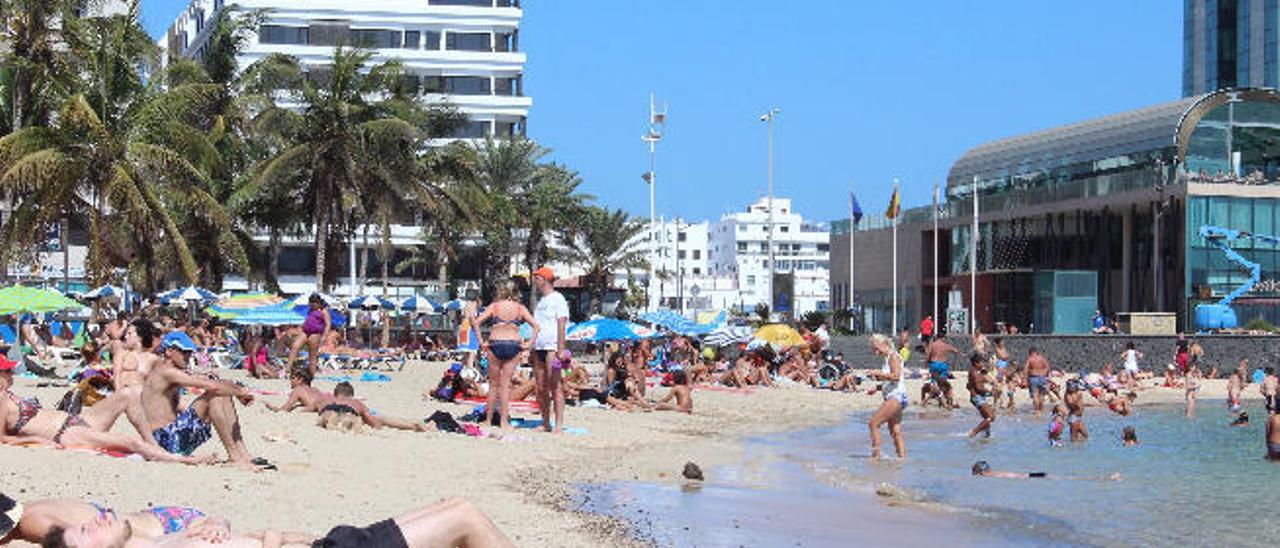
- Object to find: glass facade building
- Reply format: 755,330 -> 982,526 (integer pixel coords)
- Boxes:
1184,0 -> 1280,96
832,88 -> 1280,333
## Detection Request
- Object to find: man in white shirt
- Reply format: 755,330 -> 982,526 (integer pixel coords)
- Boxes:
531,267 -> 569,433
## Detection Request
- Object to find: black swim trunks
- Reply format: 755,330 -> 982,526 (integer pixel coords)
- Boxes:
320,404 -> 357,415
313,518 -> 408,548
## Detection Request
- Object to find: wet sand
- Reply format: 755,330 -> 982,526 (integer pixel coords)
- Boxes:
0,361 -> 1260,546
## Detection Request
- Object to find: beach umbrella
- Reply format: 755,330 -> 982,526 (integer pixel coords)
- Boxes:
348,295 -> 397,310
703,325 -> 754,347
289,292 -> 343,308
399,294 -> 436,313
83,284 -> 123,301
753,324 -> 805,347
156,286 -> 217,305
206,293 -> 286,318
230,303 -> 306,326
567,318 -> 654,342
440,299 -> 469,311
0,286 -> 83,315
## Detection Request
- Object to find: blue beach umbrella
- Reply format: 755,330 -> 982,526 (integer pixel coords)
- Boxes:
441,299 -> 469,311
157,286 -> 218,305
83,284 -> 123,300
567,318 -> 655,342
348,295 -> 397,310
399,294 -> 436,313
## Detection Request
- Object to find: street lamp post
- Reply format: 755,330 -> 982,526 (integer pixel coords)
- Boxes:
642,94 -> 667,311
760,108 -> 779,319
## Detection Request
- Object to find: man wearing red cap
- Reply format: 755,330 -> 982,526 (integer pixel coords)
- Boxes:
530,267 -> 569,433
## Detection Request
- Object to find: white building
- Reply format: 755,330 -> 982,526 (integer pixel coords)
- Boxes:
158,0 -> 529,296
161,0 -> 530,140
710,197 -> 831,317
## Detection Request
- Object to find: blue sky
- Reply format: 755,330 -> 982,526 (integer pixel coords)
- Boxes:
141,1 -> 1180,224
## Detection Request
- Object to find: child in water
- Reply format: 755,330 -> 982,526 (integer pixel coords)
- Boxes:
1048,404 -> 1068,447
1122,426 -> 1139,447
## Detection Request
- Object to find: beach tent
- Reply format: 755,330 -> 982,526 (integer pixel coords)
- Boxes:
347,295 -> 397,310
567,318 -> 654,342
399,294 -> 436,313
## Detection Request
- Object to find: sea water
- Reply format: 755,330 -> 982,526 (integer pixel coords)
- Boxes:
577,402 -> 1279,547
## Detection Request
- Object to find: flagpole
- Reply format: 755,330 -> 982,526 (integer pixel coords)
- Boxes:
892,178 -> 899,336
933,182 -> 939,334
971,175 -> 978,335
848,187 -> 855,333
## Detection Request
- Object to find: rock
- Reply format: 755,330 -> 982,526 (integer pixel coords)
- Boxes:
682,461 -> 704,481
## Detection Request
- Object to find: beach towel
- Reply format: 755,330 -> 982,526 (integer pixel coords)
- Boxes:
316,371 -> 391,383
508,418 -> 587,435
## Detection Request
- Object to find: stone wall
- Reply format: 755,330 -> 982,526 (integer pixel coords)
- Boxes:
829,334 -> 1280,373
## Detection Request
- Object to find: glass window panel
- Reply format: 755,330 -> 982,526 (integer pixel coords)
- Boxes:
259,25 -> 308,45
404,31 -> 420,49
446,32 -> 491,51
423,31 -> 441,49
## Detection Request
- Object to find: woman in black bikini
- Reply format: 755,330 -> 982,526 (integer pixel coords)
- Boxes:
0,359 -> 207,464
475,280 -> 539,430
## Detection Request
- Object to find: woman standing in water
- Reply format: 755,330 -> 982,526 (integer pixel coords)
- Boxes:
1185,362 -> 1202,417
867,333 -> 907,459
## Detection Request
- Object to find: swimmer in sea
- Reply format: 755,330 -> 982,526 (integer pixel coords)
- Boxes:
1122,426 -> 1139,447
1267,412 -> 1280,460
971,461 -> 1121,481
1064,379 -> 1088,442
1048,404 -> 1067,447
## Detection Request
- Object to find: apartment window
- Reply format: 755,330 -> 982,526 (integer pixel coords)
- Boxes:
494,76 -> 520,96
443,76 -> 490,95
433,0 -> 494,6
447,32 -> 491,52
678,232 -> 687,242
403,31 -> 421,49
448,120 -> 490,139
693,250 -> 701,260
817,243 -> 829,252
259,25 -> 308,45
423,31 -> 442,49
693,268 -> 701,275
494,120 -> 523,137
758,243 -> 768,253
350,29 -> 402,49
747,275 -> 756,285
736,242 -> 747,252
737,225 -> 744,232
780,225 -> 789,233
495,32 -> 517,52
420,76 -> 444,93
678,250 -> 686,260
395,75 -> 421,95
194,9 -> 205,33
308,21 -> 350,46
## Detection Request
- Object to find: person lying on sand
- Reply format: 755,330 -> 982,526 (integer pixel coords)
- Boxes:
318,382 -> 431,433
264,369 -> 331,413
0,358 -> 208,465
24,497 -> 513,548
970,461 -> 1122,481
651,370 -> 693,413
9,498 -> 225,545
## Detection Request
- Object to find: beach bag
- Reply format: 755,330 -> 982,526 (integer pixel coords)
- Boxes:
425,410 -> 464,434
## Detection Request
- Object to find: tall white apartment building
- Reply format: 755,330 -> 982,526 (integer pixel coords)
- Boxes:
158,0 -> 529,295
161,0 -> 530,140
710,197 -> 831,316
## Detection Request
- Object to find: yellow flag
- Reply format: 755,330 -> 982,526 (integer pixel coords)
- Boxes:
886,186 -> 901,219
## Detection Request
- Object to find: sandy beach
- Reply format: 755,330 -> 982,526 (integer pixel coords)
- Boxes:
0,359 -> 1264,547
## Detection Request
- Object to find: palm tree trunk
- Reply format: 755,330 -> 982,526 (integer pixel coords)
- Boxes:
315,202 -> 330,292
380,217 -> 391,347
360,223 -> 370,293
268,228 -> 281,291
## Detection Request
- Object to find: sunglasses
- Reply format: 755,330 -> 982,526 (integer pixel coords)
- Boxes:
1,493 -> 21,537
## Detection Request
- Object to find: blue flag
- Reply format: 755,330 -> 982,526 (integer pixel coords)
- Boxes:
849,191 -> 864,224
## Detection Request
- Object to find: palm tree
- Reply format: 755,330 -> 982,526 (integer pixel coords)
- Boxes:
518,163 -> 591,293
0,0 -> 79,132
249,47 -> 420,291
469,137 -> 544,298
0,6 -> 227,287
561,207 -> 648,315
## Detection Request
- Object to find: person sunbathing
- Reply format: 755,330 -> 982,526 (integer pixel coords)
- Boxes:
318,382 -> 430,433
0,358 -> 208,465
264,369 -> 331,413
10,498 -> 225,545
25,497 -> 513,548
652,370 -> 693,413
